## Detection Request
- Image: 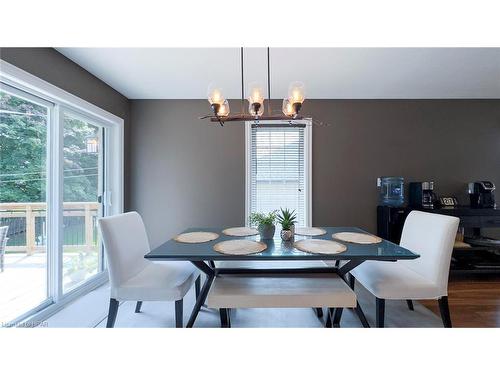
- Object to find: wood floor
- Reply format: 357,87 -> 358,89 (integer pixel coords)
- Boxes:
421,273 -> 500,327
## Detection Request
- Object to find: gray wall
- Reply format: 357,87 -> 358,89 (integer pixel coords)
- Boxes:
308,100 -> 500,230
0,47 -> 132,206
130,100 -> 245,247
130,99 -> 500,246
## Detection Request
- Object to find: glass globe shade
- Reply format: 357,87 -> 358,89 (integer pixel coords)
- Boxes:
282,98 -> 295,116
207,83 -> 225,105
247,82 -> 265,106
217,100 -> 230,116
287,81 -> 306,104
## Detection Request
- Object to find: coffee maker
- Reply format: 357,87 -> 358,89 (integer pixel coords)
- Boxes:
468,181 -> 496,208
409,181 -> 437,209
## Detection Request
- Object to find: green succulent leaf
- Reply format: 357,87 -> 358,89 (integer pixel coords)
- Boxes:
277,207 -> 297,230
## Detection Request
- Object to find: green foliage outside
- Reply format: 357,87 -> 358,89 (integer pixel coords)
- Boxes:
0,91 -> 99,203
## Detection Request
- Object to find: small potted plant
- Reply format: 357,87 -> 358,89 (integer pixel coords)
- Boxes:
277,208 -> 297,241
249,211 -> 278,240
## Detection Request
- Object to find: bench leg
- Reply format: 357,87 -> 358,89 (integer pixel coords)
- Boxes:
325,308 -> 333,327
219,309 -> 225,327
220,308 -> 230,328
332,308 -> 343,328
325,308 -> 343,328
406,299 -> 414,311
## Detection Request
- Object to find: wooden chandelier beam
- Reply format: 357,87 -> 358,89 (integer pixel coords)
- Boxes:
205,114 -> 304,122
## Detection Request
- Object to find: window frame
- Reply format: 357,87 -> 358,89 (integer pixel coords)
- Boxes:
0,59 -> 124,326
245,119 -> 312,227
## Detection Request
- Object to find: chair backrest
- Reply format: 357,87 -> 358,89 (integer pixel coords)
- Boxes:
0,226 -> 8,251
400,211 -> 459,296
98,212 -> 150,289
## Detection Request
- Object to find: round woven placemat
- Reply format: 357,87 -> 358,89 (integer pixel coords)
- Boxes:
294,239 -> 347,255
332,232 -> 382,244
213,240 -> 267,255
222,227 -> 259,237
174,231 -> 219,244
294,227 -> 327,236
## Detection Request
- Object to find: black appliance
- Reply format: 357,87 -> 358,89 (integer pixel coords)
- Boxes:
468,181 -> 496,208
377,206 -> 407,244
377,205 -> 500,272
409,181 -> 437,209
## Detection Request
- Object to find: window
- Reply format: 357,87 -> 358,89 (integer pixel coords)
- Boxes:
246,121 -> 312,227
0,60 -> 124,325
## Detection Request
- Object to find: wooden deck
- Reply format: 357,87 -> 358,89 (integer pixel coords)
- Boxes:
0,252 -> 48,324
0,250 -> 99,324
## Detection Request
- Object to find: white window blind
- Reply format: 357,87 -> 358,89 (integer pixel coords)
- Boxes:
248,124 -> 309,226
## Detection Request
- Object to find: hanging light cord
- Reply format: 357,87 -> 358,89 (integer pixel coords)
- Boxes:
267,47 -> 271,115
241,47 -> 245,115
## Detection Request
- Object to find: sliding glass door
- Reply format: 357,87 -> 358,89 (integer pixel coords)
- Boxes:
0,70 -> 121,324
0,84 -> 52,323
62,111 -> 105,293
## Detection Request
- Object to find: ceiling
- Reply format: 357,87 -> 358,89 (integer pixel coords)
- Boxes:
56,48 -> 500,99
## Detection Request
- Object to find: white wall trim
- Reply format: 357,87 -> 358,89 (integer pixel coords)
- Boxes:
244,122 -> 251,226
245,119 -> 313,227
304,121 -> 313,227
0,59 -> 124,125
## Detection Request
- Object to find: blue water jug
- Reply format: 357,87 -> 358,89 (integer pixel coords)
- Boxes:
378,177 -> 404,207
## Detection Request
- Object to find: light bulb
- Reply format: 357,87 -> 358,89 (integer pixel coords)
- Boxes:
247,82 -> 265,116
247,83 -> 265,105
288,81 -> 306,104
207,83 -> 225,105
217,100 -> 230,116
248,101 -> 264,116
282,98 -> 295,116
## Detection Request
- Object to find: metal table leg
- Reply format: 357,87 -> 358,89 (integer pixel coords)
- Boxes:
337,259 -> 371,328
187,261 -> 215,328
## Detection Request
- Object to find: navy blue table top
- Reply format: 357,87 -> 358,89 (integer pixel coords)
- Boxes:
145,227 -> 419,262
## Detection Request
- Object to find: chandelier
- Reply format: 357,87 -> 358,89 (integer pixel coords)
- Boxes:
200,47 -> 319,126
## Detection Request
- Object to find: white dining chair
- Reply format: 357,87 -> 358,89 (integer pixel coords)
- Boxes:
98,212 -> 200,328
350,210 -> 459,327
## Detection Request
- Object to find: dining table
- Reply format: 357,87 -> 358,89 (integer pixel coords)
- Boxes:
145,226 -> 419,328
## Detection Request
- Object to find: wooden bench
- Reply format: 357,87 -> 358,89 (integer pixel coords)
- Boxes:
207,270 -> 356,328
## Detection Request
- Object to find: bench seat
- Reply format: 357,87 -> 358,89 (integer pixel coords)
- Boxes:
207,274 -> 356,309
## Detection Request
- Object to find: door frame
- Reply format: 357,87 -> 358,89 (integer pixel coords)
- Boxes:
0,59 -> 124,326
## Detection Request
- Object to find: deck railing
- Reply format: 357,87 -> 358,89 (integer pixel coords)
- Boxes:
0,202 -> 99,254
